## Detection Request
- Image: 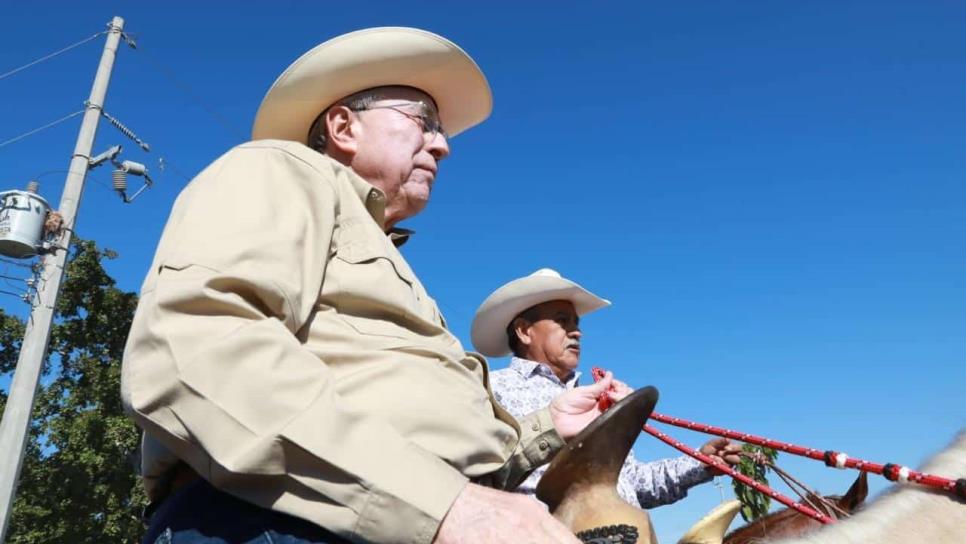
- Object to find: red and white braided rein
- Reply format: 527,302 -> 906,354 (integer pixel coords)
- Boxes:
590,366 -> 966,524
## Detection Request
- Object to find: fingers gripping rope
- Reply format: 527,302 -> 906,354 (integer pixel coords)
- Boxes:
591,367 -> 615,412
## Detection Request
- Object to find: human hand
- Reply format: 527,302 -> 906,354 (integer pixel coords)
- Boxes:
610,378 -> 633,401
433,483 -> 580,543
549,371 -> 622,440
589,366 -> 632,411
699,437 -> 743,474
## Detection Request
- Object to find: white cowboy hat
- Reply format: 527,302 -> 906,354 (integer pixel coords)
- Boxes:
471,269 -> 610,358
251,27 -> 492,144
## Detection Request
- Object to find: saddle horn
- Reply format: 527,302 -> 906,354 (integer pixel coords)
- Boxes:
537,386 -> 660,543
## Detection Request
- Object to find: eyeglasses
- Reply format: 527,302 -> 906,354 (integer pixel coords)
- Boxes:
351,101 -> 447,142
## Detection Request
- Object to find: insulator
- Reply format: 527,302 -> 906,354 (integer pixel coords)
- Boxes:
120,160 -> 148,176
101,110 -> 151,152
109,115 -> 135,139
112,169 -> 127,192
26,180 -> 39,193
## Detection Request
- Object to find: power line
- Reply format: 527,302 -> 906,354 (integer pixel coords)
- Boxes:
132,42 -> 247,140
0,110 -> 84,150
1,273 -> 28,287
83,173 -> 114,193
156,157 -> 194,183
0,289 -> 28,300
0,31 -> 107,82
0,258 -> 37,270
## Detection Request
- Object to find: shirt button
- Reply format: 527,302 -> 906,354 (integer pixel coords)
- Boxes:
539,440 -> 550,451
531,422 -> 540,432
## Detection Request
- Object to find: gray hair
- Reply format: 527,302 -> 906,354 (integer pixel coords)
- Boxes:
308,85 -> 439,153
306,88 -> 383,153
307,86 -> 440,153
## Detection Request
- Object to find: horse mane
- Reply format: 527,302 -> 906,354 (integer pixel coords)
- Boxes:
723,471 -> 867,544
763,428 -> 966,544
723,496 -> 841,543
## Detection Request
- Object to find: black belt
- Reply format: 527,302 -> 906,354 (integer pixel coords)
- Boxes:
141,462 -> 199,522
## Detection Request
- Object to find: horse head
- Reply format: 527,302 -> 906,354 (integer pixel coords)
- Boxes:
716,472 -> 869,544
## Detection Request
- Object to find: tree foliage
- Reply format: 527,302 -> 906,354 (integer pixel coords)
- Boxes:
0,239 -> 146,543
732,443 -> 779,522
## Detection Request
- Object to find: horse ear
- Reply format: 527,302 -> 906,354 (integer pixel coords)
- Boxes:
838,471 -> 869,512
679,500 -> 742,544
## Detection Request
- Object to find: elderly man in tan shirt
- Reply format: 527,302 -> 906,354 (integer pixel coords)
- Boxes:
122,27 -> 622,544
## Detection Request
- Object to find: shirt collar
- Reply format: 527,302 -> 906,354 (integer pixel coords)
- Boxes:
388,227 -> 414,247
339,160 -> 416,247
509,357 -> 581,387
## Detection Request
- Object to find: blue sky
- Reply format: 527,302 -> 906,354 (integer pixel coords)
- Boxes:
1,2 -> 964,540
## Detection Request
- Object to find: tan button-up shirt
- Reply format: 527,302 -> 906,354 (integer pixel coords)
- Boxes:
121,140 -> 565,543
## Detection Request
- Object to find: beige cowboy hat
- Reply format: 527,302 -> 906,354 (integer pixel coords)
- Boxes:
251,27 -> 492,144
471,268 -> 610,358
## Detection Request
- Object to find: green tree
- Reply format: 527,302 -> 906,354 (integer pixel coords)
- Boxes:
0,239 -> 146,543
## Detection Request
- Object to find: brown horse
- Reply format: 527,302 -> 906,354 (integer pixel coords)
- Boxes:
681,428 -> 966,544
763,429 -> 966,544
722,472 -> 867,544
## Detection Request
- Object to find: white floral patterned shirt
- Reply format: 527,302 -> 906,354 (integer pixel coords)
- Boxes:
490,357 -> 712,509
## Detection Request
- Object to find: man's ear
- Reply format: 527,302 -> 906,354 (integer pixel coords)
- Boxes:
512,317 -> 532,347
324,105 -> 358,157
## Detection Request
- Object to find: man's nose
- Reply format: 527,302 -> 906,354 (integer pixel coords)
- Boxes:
569,328 -> 582,338
427,132 -> 450,161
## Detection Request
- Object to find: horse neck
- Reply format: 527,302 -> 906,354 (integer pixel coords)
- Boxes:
763,430 -> 966,544
724,507 -> 824,544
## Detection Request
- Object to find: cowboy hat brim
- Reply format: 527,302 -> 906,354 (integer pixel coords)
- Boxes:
251,27 -> 492,144
471,271 -> 610,358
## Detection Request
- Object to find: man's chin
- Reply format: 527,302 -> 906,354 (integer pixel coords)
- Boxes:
404,179 -> 432,204
558,356 -> 580,372
409,194 -> 430,214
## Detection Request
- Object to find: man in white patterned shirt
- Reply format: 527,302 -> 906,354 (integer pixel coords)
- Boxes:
471,268 -> 742,509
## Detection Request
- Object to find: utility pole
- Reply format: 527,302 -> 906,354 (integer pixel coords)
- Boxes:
0,16 -> 125,540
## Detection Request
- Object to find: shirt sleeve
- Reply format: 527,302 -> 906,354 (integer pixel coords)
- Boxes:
122,144 -> 467,544
474,406 -> 565,492
465,364 -> 564,491
623,452 -> 712,508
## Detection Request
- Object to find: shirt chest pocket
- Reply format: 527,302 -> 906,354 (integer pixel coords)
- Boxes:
329,229 -> 422,337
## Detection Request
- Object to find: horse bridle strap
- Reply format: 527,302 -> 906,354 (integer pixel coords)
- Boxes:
590,367 -> 836,525
591,366 -> 966,501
